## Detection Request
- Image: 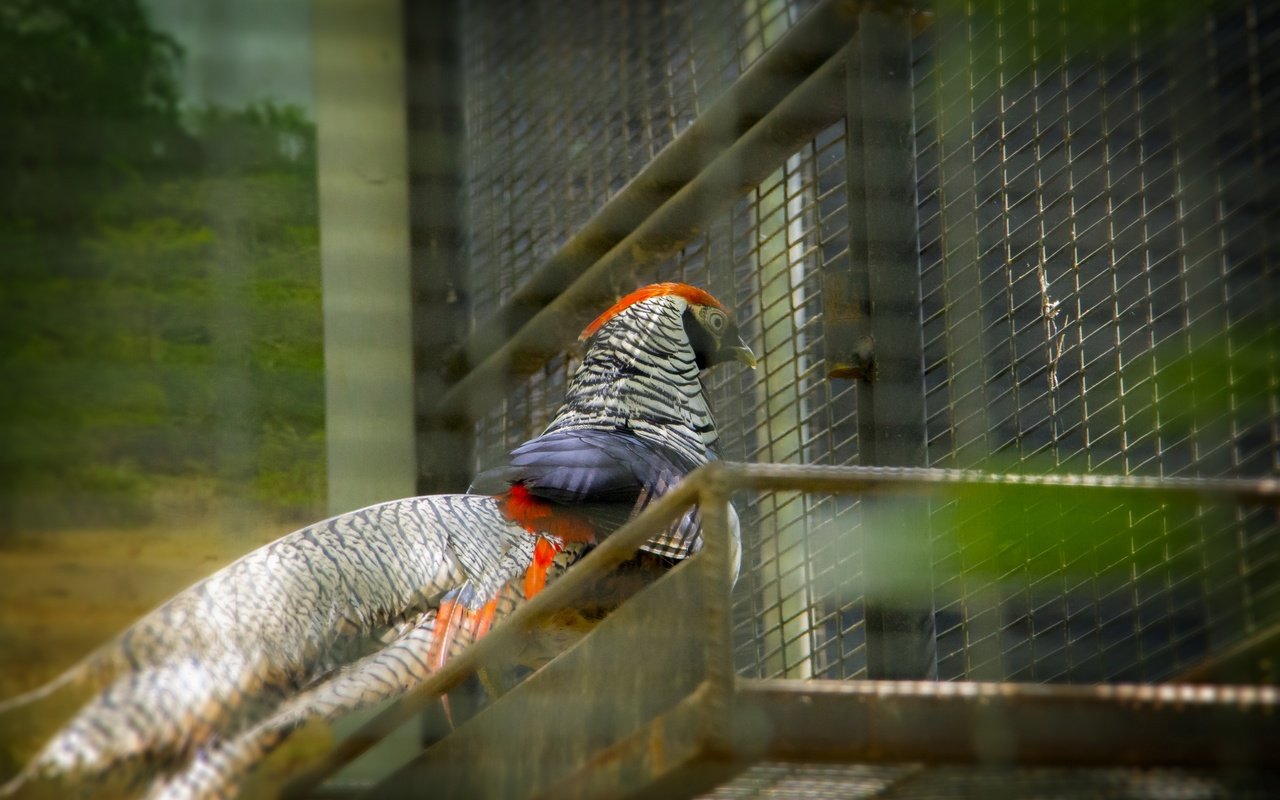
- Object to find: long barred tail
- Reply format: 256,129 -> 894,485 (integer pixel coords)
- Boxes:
139,579 -> 539,800
0,661 -> 90,718
139,609 -> 447,800
0,494 -> 535,798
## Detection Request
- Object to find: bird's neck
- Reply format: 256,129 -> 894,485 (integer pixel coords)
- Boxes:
546,317 -> 718,464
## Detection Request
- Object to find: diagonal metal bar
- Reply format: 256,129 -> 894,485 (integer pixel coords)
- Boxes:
444,0 -> 866,372
287,461 -> 1279,795
435,1 -> 868,425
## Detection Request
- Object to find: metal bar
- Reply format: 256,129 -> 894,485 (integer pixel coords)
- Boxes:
845,9 -> 938,681
376,560 -> 726,800
735,678 -> 1280,768
314,0 -> 418,513
434,33 -> 856,424
400,0 -> 473,765
716,462 -> 1280,504
696,476 -> 738,753
404,0 -> 473,495
442,0 -> 867,391
476,677 -> 1280,800
289,461 -> 1274,794
532,686 -> 745,800
824,32 -> 873,382
366,480 -> 747,800
856,12 -> 930,468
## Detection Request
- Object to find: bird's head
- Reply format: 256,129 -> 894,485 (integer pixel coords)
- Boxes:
579,283 -> 757,371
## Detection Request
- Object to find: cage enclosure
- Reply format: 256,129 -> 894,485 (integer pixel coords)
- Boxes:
289,0 -> 1280,797
2,0 -> 1274,797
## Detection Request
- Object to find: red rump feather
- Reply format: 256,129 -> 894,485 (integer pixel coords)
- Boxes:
499,483 -> 597,543
499,485 -> 585,599
579,282 -> 726,340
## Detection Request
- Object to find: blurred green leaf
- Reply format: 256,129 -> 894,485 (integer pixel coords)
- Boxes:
1123,328 -> 1277,441
935,0 -> 1207,73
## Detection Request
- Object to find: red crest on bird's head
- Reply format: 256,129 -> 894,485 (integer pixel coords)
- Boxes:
579,283 -> 727,341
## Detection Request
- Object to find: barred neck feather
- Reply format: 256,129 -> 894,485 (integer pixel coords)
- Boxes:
544,294 -> 717,465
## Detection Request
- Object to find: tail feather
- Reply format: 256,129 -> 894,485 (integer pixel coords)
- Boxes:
136,599 -> 486,800
1,482 -> 688,798
0,656 -> 104,797
0,659 -> 92,717
2,495 -> 515,796
137,573 -> 548,799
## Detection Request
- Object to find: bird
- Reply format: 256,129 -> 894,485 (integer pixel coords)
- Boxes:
0,282 -> 755,799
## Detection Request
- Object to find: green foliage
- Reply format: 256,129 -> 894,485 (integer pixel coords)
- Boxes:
254,423 -> 326,511
919,321 -> 1274,594
0,0 -> 190,226
190,104 -> 317,174
1123,328 -> 1278,445
933,0 -> 1208,86
837,472 -> 1216,614
0,1 -> 326,529
944,477 -> 1183,589
0,0 -> 181,119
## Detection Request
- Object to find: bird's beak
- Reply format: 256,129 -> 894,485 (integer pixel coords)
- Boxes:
726,339 -> 758,369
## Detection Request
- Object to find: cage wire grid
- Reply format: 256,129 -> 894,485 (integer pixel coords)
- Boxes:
453,0 -> 1277,733
911,0 -> 1279,685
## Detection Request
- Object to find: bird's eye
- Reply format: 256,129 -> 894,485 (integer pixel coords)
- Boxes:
705,309 -> 727,332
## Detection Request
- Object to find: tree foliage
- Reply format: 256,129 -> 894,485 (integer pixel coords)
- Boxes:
0,0 -> 191,226
1,0 -> 325,530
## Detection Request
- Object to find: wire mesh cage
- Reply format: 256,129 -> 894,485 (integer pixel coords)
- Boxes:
447,0 -> 1277,690
9,0 -> 1275,797
344,0 -> 1280,796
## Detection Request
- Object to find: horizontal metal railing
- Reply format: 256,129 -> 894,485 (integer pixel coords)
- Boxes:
284,462 -> 1280,797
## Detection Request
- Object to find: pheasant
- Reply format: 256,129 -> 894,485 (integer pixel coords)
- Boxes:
0,282 -> 754,799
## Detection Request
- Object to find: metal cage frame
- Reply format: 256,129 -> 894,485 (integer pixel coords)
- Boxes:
297,0 -> 1280,795
286,463 -> 1280,798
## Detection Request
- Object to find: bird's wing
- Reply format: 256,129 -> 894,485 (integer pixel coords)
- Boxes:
472,428 -> 708,558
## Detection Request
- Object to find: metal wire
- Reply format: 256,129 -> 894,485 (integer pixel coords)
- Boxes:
460,0 -> 796,466
462,1 -> 719,314
913,0 -> 1279,683
297,461 -> 1279,793
455,0 -> 1278,699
